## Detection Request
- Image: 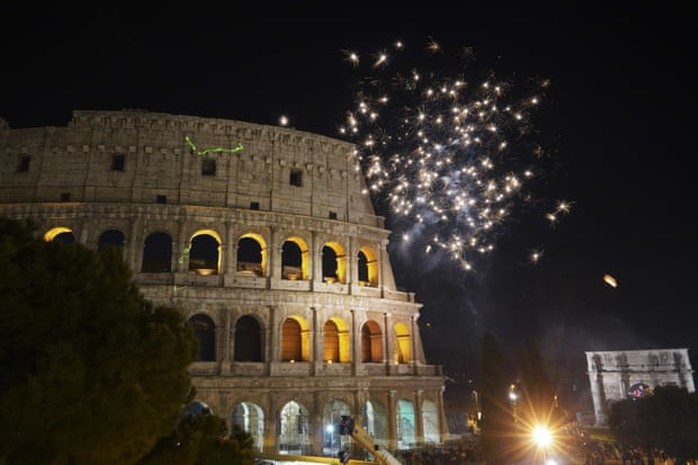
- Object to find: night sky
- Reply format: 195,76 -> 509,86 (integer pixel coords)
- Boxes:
2,5 -> 696,392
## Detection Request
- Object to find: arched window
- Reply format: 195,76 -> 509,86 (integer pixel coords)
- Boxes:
396,399 -> 416,449
279,401 -> 311,455
281,317 -> 310,362
142,231 -> 173,272
237,235 -> 265,277
44,227 -> 75,244
97,229 -> 125,254
322,242 -> 346,284
281,237 -> 309,280
281,318 -> 302,362
322,399 -> 351,456
361,320 -> 383,363
363,400 -> 389,449
394,322 -> 412,363
232,402 -> 265,451
357,247 -> 379,287
422,399 -> 440,444
188,314 -> 216,361
323,320 -> 340,363
234,315 -> 262,362
189,232 -> 220,276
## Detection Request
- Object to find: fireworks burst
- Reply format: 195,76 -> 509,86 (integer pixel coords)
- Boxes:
339,38 -> 570,270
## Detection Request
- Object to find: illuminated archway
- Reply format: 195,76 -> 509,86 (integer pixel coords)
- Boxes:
322,399 -> 351,455
237,233 -> 267,277
188,229 -> 222,275
357,246 -> 379,287
322,241 -> 346,284
279,401 -> 311,454
323,318 -> 350,363
422,399 -> 440,444
44,227 -> 75,244
364,400 -> 388,449
281,316 -> 311,362
396,399 -> 416,449
232,401 -> 265,451
361,320 -> 383,363
394,322 -> 412,363
282,236 -> 310,280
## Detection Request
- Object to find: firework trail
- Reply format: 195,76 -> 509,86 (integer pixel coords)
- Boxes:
338,38 -> 570,270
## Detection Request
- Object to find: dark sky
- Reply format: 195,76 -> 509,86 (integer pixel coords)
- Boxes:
2,4 -> 696,389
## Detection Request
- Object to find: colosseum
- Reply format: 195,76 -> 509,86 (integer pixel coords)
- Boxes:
0,109 -> 447,456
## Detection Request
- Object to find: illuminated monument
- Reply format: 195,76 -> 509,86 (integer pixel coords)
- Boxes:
0,110 -> 446,454
585,348 -> 695,426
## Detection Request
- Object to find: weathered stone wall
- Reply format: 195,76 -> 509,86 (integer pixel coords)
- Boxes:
0,110 -> 448,454
585,348 -> 695,426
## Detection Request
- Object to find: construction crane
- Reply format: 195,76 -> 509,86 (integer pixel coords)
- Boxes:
337,416 -> 402,465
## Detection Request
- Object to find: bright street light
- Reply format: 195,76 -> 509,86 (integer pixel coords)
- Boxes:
531,424 -> 553,448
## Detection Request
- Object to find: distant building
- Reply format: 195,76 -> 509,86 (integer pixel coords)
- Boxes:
585,348 -> 695,426
0,110 -> 447,454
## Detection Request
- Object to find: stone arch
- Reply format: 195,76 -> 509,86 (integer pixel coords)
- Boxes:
422,399 -> 440,444
363,399 -> 388,448
188,229 -> 222,275
361,320 -> 383,363
97,229 -> 125,254
188,314 -> 216,361
237,233 -> 267,277
394,322 -> 412,363
142,231 -> 173,272
278,400 -> 311,454
44,226 -> 75,244
396,398 -> 416,449
232,401 -> 265,451
322,241 -> 347,284
357,246 -> 379,287
281,315 -> 311,362
323,317 -> 351,363
322,399 -> 351,455
281,235 -> 310,280
234,314 -> 263,362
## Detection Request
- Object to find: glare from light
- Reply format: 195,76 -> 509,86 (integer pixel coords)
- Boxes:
532,425 -> 553,448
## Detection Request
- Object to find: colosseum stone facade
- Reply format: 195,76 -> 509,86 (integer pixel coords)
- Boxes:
0,109 -> 447,456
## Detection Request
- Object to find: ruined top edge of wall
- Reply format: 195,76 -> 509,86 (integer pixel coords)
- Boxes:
585,348 -> 690,356
66,110 -> 356,153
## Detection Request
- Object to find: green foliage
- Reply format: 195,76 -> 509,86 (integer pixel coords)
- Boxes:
0,217 -> 197,465
137,406 -> 256,465
609,385 -> 698,463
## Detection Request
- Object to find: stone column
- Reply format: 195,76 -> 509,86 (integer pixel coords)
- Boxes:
175,219 -> 188,272
414,389 -> 424,447
383,312 -> 392,373
128,217 -> 140,271
267,305 -> 277,363
312,307 -> 322,375
312,390 -> 324,455
264,392 -> 278,453
224,220 -> 236,277
410,315 -> 418,370
270,226 -> 280,280
351,309 -> 359,375
437,386 -> 448,443
387,390 -> 397,450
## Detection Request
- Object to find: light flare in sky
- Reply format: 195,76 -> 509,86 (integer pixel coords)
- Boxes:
340,38 -> 569,270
